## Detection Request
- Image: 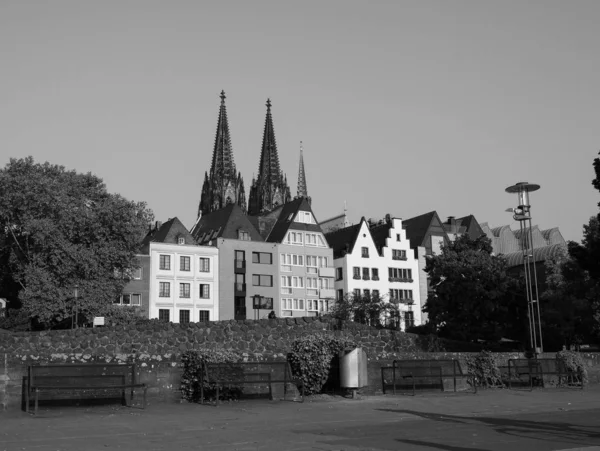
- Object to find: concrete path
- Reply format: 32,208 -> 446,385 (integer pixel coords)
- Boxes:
1,388 -> 600,451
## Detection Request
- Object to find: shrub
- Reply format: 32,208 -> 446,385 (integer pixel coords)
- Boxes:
180,348 -> 242,402
287,333 -> 356,395
465,350 -> 503,388
0,308 -> 31,331
556,350 -> 588,385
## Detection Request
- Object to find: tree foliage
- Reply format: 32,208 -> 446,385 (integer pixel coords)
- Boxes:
424,234 -> 524,343
0,157 -> 153,327
329,291 -> 401,329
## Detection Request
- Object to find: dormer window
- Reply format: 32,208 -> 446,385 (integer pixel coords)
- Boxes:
238,230 -> 250,241
178,237 -> 185,245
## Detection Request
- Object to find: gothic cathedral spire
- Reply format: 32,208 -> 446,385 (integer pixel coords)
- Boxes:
248,99 -> 291,215
297,141 -> 309,198
198,91 -> 247,218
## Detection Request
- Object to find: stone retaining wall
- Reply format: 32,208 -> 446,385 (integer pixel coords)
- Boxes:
1,318 -> 599,411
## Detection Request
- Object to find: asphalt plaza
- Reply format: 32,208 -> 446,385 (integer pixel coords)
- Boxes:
1,387 -> 600,451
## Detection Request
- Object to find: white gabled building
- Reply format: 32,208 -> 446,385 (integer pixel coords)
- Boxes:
144,218 -> 219,323
324,215 -> 422,330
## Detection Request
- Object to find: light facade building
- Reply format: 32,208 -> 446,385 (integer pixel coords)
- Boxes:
326,216 -> 422,330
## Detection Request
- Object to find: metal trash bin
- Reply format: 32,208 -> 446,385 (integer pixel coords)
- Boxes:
339,348 -> 368,396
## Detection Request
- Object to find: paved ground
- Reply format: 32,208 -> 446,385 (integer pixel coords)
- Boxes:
2,388 -> 600,451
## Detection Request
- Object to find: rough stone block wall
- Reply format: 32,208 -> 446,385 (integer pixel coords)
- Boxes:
1,318 -> 599,411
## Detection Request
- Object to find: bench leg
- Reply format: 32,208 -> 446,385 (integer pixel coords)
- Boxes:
25,388 -> 29,413
143,387 -> 147,409
35,389 -> 39,415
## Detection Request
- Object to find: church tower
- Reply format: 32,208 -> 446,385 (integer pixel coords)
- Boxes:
296,141 -> 311,203
198,91 -> 246,218
248,99 -> 291,215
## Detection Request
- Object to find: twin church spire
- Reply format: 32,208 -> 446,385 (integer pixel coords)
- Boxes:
198,92 -> 308,218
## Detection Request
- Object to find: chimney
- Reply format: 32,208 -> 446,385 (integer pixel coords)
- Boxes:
447,216 -> 455,226
155,221 -> 162,230
385,214 -> 391,224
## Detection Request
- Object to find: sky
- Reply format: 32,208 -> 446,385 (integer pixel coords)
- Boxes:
1,0 -> 599,243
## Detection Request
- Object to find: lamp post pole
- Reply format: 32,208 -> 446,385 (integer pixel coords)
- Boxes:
505,182 -> 543,355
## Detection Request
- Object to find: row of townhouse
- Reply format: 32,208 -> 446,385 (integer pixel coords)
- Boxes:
119,197 -> 425,330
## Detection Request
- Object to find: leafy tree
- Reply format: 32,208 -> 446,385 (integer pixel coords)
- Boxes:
0,157 -> 153,328
424,234 -> 525,343
329,291 -> 400,329
541,247 -> 597,349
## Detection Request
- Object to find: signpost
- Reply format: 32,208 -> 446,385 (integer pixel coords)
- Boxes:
252,295 -> 273,320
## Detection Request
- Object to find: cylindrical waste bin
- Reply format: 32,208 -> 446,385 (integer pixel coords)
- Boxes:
339,348 -> 368,389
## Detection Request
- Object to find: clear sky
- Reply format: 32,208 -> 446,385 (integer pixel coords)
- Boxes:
2,1 -> 599,242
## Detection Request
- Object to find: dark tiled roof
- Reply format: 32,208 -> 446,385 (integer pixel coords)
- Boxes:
369,222 -> 392,255
263,197 -> 323,243
325,222 -> 362,259
191,204 -> 263,244
402,211 -> 437,249
142,217 -> 197,251
456,215 -> 485,240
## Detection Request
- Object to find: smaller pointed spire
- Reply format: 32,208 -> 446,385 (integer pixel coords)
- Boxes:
220,90 -> 226,104
266,98 -> 271,110
297,141 -> 308,198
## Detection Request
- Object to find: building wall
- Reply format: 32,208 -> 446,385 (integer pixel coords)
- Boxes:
216,239 -> 279,321
120,255 -> 151,316
277,233 -> 335,318
333,219 -> 422,329
149,243 -> 219,323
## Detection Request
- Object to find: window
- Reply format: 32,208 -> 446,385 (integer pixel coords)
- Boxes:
281,298 -> 292,310
306,233 -> 317,246
404,311 -> 415,328
179,309 -> 190,324
159,282 -> 170,297
318,256 -> 328,268
353,267 -> 360,280
392,249 -> 407,260
292,276 -> 304,288
178,237 -> 185,245
159,309 -> 170,322
252,274 -> 273,287
285,231 -> 303,245
306,277 -> 318,295
199,284 -> 210,299
372,268 -> 379,280
364,289 -> 370,298
281,276 -> 292,294
293,299 -> 305,310
159,255 -> 171,270
180,256 -> 190,272
389,268 -> 413,281
252,252 -> 272,264
199,257 -> 210,272
235,250 -> 245,269
198,310 -> 210,322
179,283 -> 190,298
295,211 -> 316,224
361,247 -> 369,258
132,267 -> 143,279
281,298 -> 305,310
115,293 -> 141,306
238,230 -> 250,241
319,277 -> 330,289
307,299 -> 318,311
353,288 -> 361,298
390,289 -> 413,301
373,289 -> 380,298
362,267 -> 370,280
336,267 -> 343,281
281,253 -> 304,272
396,233 -> 401,242
337,289 -> 344,301
306,256 -> 318,274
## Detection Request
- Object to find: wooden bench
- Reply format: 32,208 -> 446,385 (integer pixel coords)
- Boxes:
507,358 -> 583,390
382,359 -> 476,396
26,363 -> 147,415
199,361 -> 304,406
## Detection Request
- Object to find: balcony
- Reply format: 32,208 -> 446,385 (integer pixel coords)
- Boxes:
389,277 -> 414,283
318,266 -> 335,278
319,288 -> 336,299
392,255 -> 407,261
234,259 -> 246,273
234,282 -> 246,295
353,274 -> 361,280
372,275 -> 380,281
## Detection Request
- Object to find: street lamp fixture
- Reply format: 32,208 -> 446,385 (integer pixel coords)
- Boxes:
73,285 -> 79,329
505,182 -> 543,355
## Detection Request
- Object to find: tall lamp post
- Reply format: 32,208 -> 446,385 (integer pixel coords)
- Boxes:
505,182 -> 543,354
